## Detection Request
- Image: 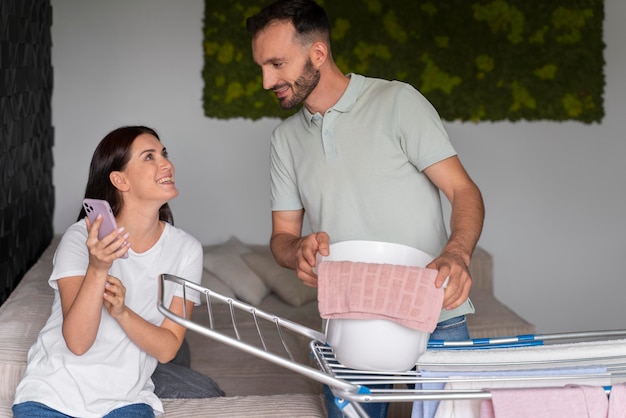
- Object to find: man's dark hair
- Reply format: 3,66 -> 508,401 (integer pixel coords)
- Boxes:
246,0 -> 331,42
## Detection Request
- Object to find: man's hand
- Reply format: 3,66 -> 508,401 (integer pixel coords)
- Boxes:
427,250 -> 472,310
293,232 -> 330,287
270,209 -> 331,287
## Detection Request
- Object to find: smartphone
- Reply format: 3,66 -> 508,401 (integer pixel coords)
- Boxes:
82,198 -> 128,258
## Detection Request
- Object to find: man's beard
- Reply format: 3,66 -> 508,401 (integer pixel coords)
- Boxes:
278,59 -> 320,110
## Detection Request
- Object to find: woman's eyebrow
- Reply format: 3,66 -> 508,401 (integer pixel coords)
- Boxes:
139,148 -> 157,156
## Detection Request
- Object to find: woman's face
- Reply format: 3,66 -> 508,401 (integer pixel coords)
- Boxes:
121,133 -> 178,204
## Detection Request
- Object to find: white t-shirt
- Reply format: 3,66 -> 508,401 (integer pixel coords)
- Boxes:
13,220 -> 203,417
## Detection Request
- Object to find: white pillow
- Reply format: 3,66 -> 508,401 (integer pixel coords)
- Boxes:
203,252 -> 269,306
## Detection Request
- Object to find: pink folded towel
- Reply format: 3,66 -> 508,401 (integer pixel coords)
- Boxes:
608,383 -> 626,418
317,260 -> 443,332
479,385 -> 608,418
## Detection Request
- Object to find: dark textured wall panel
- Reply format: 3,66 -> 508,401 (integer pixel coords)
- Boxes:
0,0 -> 54,305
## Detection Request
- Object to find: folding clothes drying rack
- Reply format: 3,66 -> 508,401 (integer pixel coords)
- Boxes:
157,274 -> 626,418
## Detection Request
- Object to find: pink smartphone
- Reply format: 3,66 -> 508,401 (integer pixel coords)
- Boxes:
82,198 -> 128,258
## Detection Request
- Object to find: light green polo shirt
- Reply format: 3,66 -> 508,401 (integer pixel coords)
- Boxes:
269,74 -> 474,322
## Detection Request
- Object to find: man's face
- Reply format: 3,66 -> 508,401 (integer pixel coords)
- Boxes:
251,21 -> 320,110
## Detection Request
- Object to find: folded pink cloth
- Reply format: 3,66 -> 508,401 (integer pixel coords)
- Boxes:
480,399 -> 495,418
479,385 -> 608,418
608,383 -> 626,418
317,260 -> 442,332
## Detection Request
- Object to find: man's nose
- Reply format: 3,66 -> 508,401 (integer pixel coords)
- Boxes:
262,68 -> 276,91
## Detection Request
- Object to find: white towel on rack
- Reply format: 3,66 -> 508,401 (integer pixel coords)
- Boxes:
417,339 -> 626,372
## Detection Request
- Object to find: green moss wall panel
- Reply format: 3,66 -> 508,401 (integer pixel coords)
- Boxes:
203,0 -> 605,123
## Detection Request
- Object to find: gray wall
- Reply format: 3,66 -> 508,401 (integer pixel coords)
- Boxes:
51,0 -> 626,334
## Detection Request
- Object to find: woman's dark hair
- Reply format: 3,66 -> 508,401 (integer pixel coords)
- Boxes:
246,0 -> 331,42
77,125 -> 174,224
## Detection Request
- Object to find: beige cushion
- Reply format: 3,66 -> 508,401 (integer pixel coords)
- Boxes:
469,246 -> 494,293
199,269 -> 236,303
203,252 -> 269,306
243,252 -> 318,307
0,237 -> 59,402
204,235 -> 253,255
202,236 -> 270,305
4,395 -> 327,418
466,288 -> 535,339
242,253 -> 317,307
160,394 -> 326,417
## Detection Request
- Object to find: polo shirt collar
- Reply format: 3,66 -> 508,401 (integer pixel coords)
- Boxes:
301,73 -> 364,128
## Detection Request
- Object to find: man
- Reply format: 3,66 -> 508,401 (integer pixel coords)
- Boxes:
247,1 -> 485,416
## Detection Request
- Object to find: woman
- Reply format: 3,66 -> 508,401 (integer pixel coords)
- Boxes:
13,126 -> 222,417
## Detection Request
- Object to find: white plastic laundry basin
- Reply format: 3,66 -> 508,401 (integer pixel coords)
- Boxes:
320,240 -> 435,372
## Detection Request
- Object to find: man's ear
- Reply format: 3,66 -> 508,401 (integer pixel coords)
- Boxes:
310,41 -> 328,69
110,171 -> 129,192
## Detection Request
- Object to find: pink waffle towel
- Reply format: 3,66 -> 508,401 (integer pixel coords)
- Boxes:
317,260 -> 443,332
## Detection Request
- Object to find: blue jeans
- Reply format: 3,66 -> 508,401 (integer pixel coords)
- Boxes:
13,401 -> 154,418
151,361 -> 225,398
324,315 -> 470,418
151,338 -> 225,398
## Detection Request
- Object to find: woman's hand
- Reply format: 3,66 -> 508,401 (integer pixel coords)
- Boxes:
85,215 -> 130,269
103,275 -> 127,318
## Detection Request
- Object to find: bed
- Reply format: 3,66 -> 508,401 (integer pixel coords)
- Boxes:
0,235 -> 534,417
